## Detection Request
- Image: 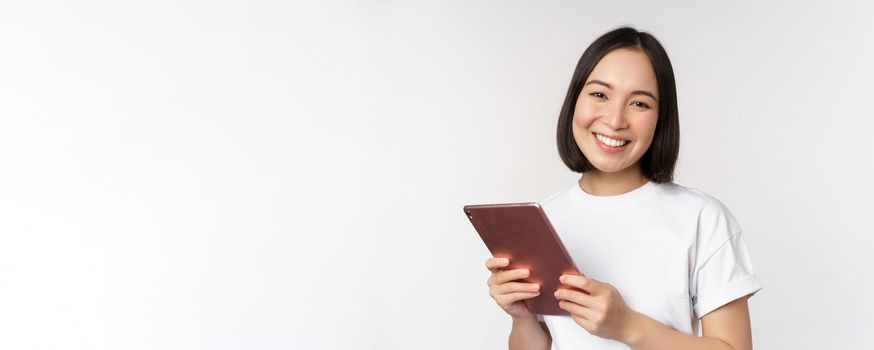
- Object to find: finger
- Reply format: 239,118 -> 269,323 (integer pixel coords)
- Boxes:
554,288 -> 597,308
559,274 -> 602,295
571,314 -> 595,331
496,282 -> 541,295
485,257 -> 510,273
495,291 -> 541,307
489,268 -> 529,287
558,299 -> 599,321
491,268 -> 530,285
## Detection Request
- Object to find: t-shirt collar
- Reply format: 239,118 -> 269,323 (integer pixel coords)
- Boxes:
570,179 -> 661,211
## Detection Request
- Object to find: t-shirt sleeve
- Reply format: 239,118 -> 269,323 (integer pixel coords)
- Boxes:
690,199 -> 763,319
536,313 -> 544,321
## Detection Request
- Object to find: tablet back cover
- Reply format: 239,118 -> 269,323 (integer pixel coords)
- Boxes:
464,202 -> 581,316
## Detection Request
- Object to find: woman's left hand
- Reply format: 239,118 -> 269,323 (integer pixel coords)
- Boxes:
554,274 -> 640,342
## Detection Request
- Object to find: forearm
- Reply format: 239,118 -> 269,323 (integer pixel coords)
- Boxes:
623,312 -> 735,350
509,315 -> 550,350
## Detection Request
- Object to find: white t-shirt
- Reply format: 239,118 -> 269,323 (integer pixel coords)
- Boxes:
535,180 -> 763,349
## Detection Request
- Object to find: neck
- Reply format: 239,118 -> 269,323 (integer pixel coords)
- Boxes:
578,164 -> 649,196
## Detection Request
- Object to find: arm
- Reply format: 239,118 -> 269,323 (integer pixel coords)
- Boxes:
555,274 -> 754,350
509,315 -> 551,350
624,295 -> 753,350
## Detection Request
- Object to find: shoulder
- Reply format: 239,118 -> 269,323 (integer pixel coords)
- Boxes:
662,183 -> 744,255
659,182 -> 738,220
537,184 -> 576,217
657,182 -> 743,236
540,185 -> 572,205
656,182 -> 724,208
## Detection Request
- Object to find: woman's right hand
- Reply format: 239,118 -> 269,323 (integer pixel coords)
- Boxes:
485,257 -> 542,320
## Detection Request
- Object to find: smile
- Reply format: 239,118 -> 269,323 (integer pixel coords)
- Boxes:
594,133 -> 629,148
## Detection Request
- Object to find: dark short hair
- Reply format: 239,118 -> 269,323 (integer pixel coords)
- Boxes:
556,26 -> 679,183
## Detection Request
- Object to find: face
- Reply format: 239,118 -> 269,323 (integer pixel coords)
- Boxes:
572,48 -> 660,174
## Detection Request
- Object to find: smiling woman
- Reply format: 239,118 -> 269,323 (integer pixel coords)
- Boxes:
572,49 -> 662,170
484,26 -> 763,350
556,27 -> 679,191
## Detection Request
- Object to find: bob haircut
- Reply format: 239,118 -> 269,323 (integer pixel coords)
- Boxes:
556,26 -> 679,183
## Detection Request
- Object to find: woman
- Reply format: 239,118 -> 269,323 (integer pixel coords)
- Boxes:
484,26 -> 763,350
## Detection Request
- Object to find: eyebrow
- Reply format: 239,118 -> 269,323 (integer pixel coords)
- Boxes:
585,79 -> 658,102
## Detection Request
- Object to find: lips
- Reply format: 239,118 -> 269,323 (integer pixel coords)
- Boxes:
592,132 -> 630,154
593,133 -> 629,147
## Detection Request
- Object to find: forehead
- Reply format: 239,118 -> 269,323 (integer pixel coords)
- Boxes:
587,48 -> 658,94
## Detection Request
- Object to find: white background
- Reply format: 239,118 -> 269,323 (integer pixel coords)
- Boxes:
1,1 -> 872,349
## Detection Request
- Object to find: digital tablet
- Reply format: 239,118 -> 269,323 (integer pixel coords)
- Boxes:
464,202 -> 581,316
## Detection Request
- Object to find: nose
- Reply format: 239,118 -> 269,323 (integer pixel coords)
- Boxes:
601,101 -> 629,130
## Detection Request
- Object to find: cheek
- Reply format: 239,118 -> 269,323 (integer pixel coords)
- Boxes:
571,115 -> 594,146
631,115 -> 659,151
572,104 -> 598,130
641,116 -> 659,141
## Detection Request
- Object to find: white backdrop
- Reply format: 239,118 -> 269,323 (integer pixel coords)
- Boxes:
1,1 -> 872,349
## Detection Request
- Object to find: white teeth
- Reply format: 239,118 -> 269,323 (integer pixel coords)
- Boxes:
596,133 -> 628,147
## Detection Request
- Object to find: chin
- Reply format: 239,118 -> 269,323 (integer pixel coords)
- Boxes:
589,160 -> 630,174
592,165 -> 625,173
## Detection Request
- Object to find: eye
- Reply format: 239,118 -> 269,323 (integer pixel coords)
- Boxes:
632,101 -> 651,109
589,92 -> 607,99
